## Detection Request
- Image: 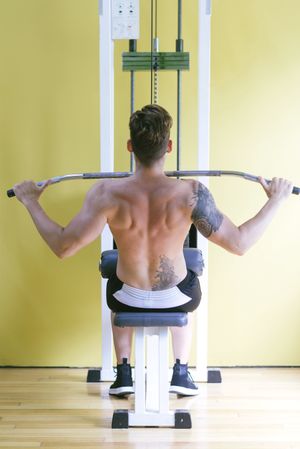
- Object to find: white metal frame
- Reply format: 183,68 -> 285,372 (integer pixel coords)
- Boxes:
195,0 -> 212,381
99,0 -> 115,380
99,0 -> 212,382
128,326 -> 174,427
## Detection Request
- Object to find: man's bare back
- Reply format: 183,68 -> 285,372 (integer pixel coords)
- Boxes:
87,171 -> 222,291
101,174 -> 195,290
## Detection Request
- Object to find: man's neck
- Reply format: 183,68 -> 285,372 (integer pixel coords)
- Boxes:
134,160 -> 166,179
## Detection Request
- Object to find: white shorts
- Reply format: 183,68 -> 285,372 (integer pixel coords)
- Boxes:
113,283 -> 191,309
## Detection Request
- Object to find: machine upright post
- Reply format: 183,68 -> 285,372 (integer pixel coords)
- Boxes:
196,0 -> 221,383
99,0 -> 115,381
176,0 -> 183,171
129,39 -> 136,172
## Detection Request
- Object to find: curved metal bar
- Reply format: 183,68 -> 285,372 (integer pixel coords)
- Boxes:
7,170 -> 300,197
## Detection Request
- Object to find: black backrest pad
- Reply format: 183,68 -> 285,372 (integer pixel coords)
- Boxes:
100,248 -> 204,279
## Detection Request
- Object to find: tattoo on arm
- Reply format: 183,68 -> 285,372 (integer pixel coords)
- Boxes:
152,255 -> 179,290
191,183 -> 224,238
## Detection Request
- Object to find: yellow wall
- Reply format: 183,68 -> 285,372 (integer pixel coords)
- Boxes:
209,0 -> 300,365
0,0 -> 299,366
0,0 -> 101,366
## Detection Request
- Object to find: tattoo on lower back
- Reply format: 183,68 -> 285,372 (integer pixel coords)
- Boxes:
191,183 -> 223,238
152,255 -> 179,290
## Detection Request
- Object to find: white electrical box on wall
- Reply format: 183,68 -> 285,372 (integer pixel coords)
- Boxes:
111,0 -> 140,40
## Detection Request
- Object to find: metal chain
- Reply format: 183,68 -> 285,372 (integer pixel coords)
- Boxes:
153,66 -> 158,104
154,0 -> 158,104
151,0 -> 159,104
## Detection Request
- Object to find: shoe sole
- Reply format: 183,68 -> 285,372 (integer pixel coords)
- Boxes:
169,385 -> 199,396
109,386 -> 134,396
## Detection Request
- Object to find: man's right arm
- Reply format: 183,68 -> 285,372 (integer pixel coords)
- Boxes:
14,180 -> 109,258
191,177 -> 293,255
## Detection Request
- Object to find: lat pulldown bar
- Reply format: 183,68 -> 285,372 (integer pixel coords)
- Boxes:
6,170 -> 300,198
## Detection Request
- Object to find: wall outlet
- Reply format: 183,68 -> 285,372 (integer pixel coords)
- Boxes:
112,0 -> 140,40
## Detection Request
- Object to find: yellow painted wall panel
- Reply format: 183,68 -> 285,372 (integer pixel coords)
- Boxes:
209,0 -> 300,365
0,0 -> 299,366
0,0 -> 101,366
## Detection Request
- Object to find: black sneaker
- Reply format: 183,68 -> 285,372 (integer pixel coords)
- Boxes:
169,359 -> 199,396
109,358 -> 134,397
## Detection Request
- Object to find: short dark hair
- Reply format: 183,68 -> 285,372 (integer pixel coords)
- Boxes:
129,104 -> 173,167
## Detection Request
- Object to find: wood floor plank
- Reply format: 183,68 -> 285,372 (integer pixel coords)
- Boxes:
0,368 -> 300,449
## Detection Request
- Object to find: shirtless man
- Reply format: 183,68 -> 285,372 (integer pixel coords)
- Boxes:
13,104 -> 293,397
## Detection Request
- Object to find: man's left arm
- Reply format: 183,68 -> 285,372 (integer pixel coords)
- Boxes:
14,180 -> 107,258
190,178 -> 293,255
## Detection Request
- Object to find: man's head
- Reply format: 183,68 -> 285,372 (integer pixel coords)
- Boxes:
128,104 -> 173,167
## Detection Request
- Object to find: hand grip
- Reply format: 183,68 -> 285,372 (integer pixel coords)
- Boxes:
7,189 -> 15,198
264,179 -> 300,195
6,180 -> 46,198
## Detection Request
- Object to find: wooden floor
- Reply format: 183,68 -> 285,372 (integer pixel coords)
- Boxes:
0,368 -> 300,449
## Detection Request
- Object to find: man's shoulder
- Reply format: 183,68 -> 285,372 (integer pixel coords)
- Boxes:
86,179 -> 116,204
88,178 -> 135,201
187,179 -> 212,196
178,178 -> 202,196
90,178 -> 125,192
